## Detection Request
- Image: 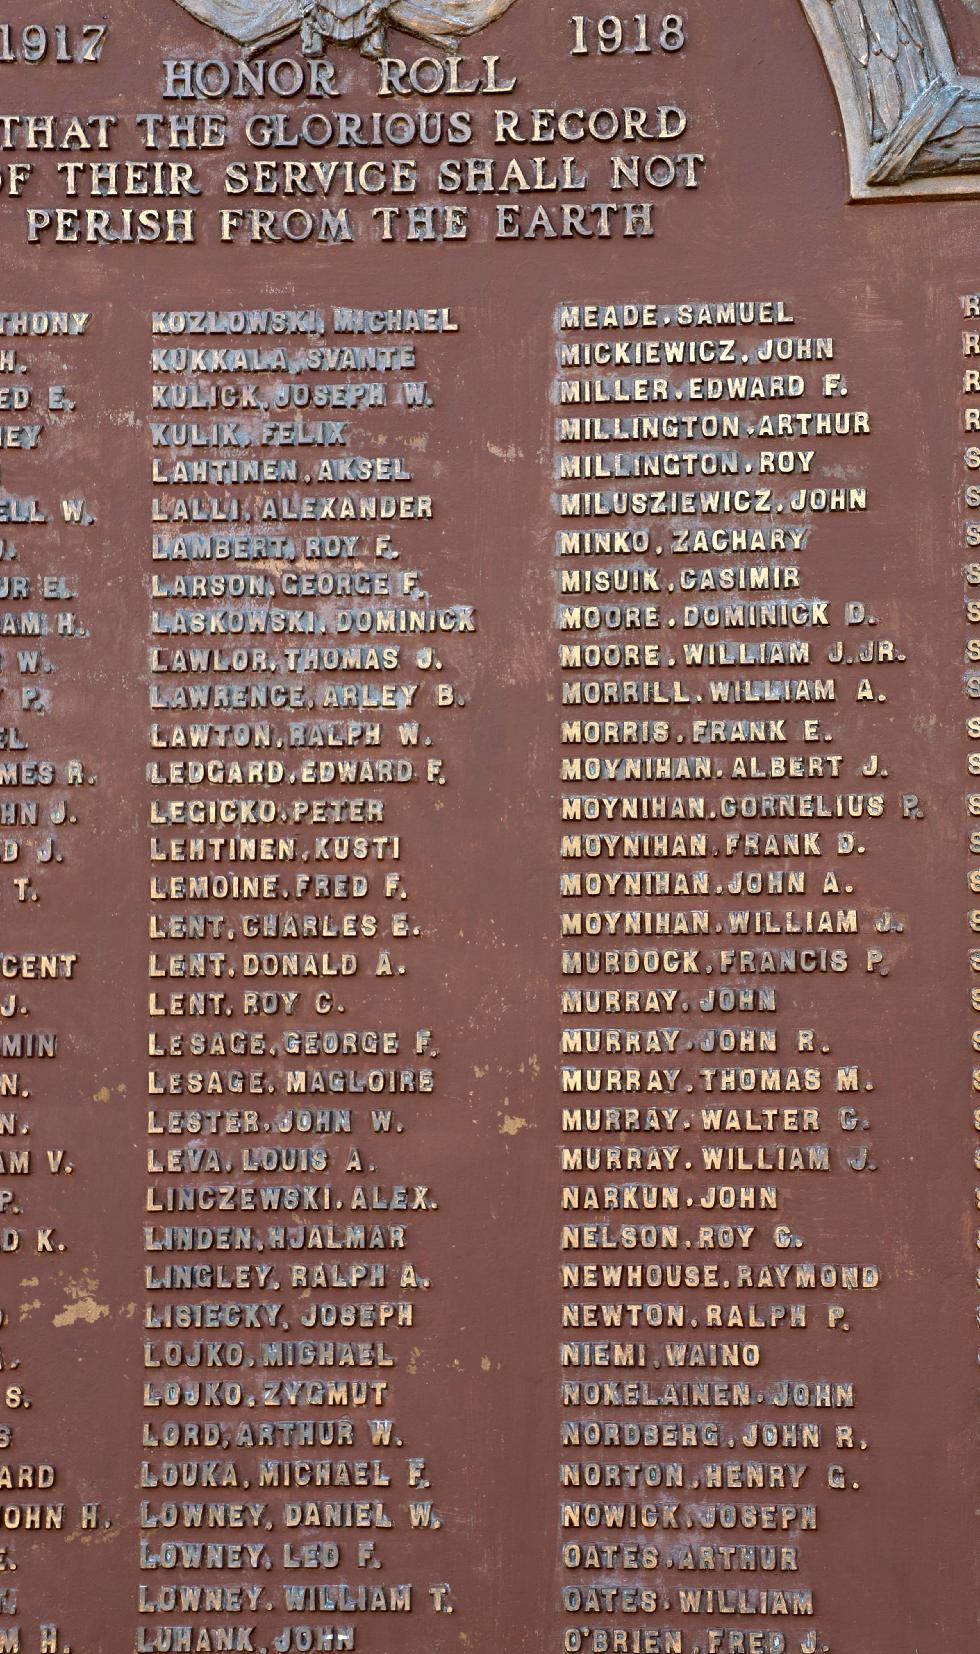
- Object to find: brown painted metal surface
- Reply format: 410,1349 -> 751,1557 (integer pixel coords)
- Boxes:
0,5 -> 975,1654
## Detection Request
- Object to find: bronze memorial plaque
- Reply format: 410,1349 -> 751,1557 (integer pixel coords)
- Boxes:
0,1 -> 975,1652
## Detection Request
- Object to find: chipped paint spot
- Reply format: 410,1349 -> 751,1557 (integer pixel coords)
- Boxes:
93,1086 -> 111,1103
487,442 -> 523,461
481,1356 -> 492,1372
500,1114 -> 529,1136
65,1524 -> 119,1546
54,1296 -> 109,1329
53,1273 -> 109,1328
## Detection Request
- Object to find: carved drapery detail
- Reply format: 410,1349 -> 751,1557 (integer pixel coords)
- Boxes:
798,0 -> 980,196
172,0 -> 518,56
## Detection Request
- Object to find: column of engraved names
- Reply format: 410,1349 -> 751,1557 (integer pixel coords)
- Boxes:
143,305 -> 471,1654
554,298 -> 910,1654
0,310 -> 109,1654
0,310 -> 104,1654
962,293 -> 980,1382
